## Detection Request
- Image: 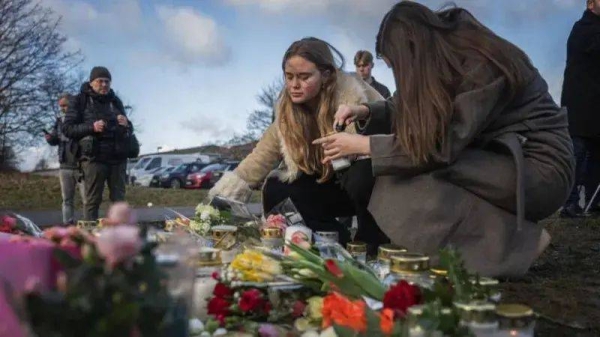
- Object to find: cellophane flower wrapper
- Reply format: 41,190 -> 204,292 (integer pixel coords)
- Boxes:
264,198 -> 306,228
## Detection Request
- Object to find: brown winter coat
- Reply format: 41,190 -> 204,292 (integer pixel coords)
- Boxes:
209,72 -> 383,201
362,61 -> 574,277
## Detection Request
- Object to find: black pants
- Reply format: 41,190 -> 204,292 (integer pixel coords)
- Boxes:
263,159 -> 389,253
81,161 -> 127,220
564,137 -> 600,208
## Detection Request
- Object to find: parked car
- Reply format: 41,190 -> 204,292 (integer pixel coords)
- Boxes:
149,166 -> 175,187
186,161 -> 239,189
160,162 -> 208,189
209,161 -> 240,186
129,154 -> 211,185
134,166 -> 169,187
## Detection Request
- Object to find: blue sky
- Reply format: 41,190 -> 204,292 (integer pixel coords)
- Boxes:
25,0 -> 586,170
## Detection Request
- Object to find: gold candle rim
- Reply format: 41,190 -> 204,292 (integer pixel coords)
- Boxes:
454,301 -> 497,324
260,227 -> 283,238
346,241 -> 367,253
390,252 -> 430,273
377,244 -> 407,261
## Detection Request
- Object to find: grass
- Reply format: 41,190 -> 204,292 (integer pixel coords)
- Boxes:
0,172 -> 261,211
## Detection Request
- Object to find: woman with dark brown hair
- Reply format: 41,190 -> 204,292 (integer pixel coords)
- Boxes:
315,2 -> 574,277
209,37 -> 384,245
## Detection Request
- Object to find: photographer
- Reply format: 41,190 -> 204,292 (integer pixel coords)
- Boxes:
45,94 -> 85,224
63,67 -> 136,221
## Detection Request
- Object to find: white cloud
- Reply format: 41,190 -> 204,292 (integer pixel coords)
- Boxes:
155,5 -> 231,66
41,0 -> 143,37
179,116 -> 240,141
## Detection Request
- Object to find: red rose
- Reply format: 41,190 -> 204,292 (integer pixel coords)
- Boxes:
291,300 -> 306,318
239,289 -> 264,312
207,297 -> 231,317
325,259 -> 343,278
383,281 -> 421,317
211,271 -> 220,280
264,301 -> 272,314
213,283 -> 232,298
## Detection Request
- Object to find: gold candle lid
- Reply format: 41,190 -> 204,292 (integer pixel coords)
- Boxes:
496,303 -> 535,329
454,301 -> 497,325
260,227 -> 283,239
470,277 -> 499,286
346,241 -> 367,253
198,248 -> 222,267
430,267 -> 448,278
390,252 -> 430,273
377,244 -> 407,261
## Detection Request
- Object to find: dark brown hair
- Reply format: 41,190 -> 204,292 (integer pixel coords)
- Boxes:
376,1 -> 532,164
278,37 -> 345,182
354,50 -> 374,65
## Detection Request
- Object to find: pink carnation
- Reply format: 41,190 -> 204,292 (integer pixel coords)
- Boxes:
105,202 -> 137,226
96,225 -> 142,268
265,214 -> 287,230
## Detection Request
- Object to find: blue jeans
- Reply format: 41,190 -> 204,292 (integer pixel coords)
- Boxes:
564,137 -> 600,207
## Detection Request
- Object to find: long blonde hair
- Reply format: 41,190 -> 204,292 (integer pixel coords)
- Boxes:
278,37 -> 344,183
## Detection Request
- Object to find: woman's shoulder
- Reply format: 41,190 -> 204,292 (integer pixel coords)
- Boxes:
335,71 -> 384,105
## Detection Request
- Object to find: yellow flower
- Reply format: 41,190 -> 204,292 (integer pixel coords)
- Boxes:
307,296 -> 324,320
230,250 -> 282,282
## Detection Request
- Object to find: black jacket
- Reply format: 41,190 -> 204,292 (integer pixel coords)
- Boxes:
561,10 -> 600,138
369,77 -> 391,99
46,117 -> 79,169
62,83 -> 133,164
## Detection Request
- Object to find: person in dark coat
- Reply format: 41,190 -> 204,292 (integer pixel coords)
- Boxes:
63,67 -> 133,221
315,2 -> 574,277
560,0 -> 600,217
354,50 -> 392,99
45,94 -> 85,224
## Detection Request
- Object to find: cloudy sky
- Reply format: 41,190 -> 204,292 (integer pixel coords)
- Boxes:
24,0 -> 586,170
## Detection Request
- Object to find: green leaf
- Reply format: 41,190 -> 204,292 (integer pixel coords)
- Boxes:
364,307 -> 385,337
333,325 -> 359,337
52,248 -> 82,269
344,264 -> 386,301
287,242 -> 324,265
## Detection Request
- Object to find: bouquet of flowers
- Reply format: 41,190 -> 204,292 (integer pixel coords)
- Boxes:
22,205 -> 189,337
200,241 -> 496,337
0,213 -> 43,237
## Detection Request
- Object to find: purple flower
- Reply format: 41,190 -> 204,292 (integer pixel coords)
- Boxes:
258,324 -> 281,337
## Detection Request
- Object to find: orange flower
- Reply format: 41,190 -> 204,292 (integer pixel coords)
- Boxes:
379,308 -> 395,335
322,292 -> 366,332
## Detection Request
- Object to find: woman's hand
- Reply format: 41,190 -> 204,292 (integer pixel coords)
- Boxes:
313,133 -> 370,164
333,104 -> 370,129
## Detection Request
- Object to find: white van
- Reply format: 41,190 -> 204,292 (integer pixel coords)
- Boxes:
129,153 -> 211,185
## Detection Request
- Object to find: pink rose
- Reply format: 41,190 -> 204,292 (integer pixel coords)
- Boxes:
1,215 -> 17,229
96,225 -> 142,268
106,202 -> 137,226
265,214 -> 287,230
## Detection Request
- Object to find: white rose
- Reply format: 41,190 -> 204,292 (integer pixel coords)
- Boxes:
200,212 -> 210,221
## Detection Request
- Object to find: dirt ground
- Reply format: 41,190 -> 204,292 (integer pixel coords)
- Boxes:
500,215 -> 600,337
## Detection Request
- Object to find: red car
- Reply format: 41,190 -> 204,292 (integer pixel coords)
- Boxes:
185,162 -> 239,189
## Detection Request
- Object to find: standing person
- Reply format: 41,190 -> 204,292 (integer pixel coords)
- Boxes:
354,50 -> 391,99
63,67 -> 134,221
209,37 -> 384,247
315,2 -> 574,277
45,94 -> 85,224
560,0 -> 600,217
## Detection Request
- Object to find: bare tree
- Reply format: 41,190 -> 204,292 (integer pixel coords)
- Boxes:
245,78 -> 283,139
0,0 -> 82,168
